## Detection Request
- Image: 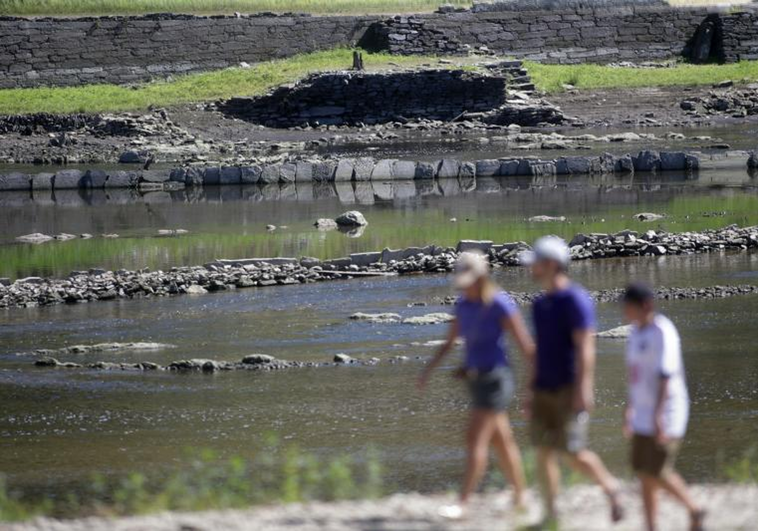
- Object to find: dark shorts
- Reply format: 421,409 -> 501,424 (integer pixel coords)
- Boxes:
530,385 -> 588,454
467,367 -> 515,411
631,434 -> 681,478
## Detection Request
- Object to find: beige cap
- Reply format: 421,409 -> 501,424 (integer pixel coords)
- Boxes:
453,251 -> 489,289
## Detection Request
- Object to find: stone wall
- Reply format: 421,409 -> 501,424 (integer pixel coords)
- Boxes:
0,150 -> 703,191
3,7 -> 758,89
0,13 -> 378,89
220,69 -> 508,127
376,6 -> 758,64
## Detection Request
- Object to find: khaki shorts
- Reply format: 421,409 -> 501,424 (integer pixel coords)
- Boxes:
631,434 -> 681,478
530,385 -> 588,454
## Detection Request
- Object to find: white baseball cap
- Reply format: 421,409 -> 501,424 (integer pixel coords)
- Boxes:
453,251 -> 489,289
519,235 -> 571,267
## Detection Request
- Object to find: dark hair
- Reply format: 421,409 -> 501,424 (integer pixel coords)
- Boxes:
622,282 -> 655,306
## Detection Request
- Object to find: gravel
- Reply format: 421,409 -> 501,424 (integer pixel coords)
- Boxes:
8,484 -> 757,531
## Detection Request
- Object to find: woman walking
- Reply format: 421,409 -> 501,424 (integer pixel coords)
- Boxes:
417,252 -> 535,519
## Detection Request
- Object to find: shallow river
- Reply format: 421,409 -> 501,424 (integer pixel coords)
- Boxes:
1,169 -> 757,279
1,170 -> 758,500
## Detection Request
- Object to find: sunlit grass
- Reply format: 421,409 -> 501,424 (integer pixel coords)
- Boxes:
0,0 -> 472,16
527,60 -> 758,94
0,49 -> 441,115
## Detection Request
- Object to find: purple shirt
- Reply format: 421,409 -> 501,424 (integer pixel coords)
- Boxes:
533,284 -> 596,390
455,291 -> 517,371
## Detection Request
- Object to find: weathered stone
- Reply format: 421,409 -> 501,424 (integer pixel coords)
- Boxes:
475,159 -> 501,177
633,150 -> 661,172
279,163 -> 297,183
457,240 -> 493,253
437,159 -> 461,179
219,166 -> 242,185
335,159 -> 355,181
0,172 -> 30,191
53,169 -> 84,189
335,210 -> 368,227
414,161 -> 436,180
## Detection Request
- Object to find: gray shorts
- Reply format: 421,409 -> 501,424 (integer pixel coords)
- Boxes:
467,367 -> 515,411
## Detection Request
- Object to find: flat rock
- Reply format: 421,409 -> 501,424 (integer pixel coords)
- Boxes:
596,325 -> 633,339
402,313 -> 455,325
349,312 -> 402,323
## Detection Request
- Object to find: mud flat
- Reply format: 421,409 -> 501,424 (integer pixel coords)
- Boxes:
7,484 -> 757,531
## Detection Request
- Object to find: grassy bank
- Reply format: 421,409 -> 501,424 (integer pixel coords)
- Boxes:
0,443 -> 382,521
528,60 -> 758,94
0,0 -> 471,16
0,49 -> 435,115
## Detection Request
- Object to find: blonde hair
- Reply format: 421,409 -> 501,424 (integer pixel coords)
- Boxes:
480,276 -> 499,306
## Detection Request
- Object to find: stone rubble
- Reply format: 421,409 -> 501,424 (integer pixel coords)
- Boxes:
32,353 -> 423,373
3,225 -> 758,311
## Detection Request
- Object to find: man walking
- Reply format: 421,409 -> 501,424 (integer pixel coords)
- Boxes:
622,283 -> 705,531
522,236 -> 623,527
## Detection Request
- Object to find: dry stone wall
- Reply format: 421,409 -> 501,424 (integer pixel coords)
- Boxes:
2,6 -> 758,89
220,69 -> 508,127
376,6 -> 758,64
0,13 -> 378,89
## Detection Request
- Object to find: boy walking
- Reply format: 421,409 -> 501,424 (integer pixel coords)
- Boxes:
622,283 -> 705,531
523,236 -> 623,527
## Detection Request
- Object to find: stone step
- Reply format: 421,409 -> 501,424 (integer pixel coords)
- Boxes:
511,82 -> 536,92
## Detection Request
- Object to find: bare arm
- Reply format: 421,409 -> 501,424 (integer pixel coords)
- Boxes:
654,375 -> 671,443
417,318 -> 460,391
572,328 -> 596,412
502,313 -> 535,380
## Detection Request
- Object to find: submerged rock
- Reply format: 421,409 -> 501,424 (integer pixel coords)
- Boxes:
635,212 -> 665,222
16,233 -> 54,244
335,211 -> 368,227
402,313 -> 455,325
596,325 -> 633,339
529,215 -> 567,223
314,218 -> 338,230
349,312 -> 402,323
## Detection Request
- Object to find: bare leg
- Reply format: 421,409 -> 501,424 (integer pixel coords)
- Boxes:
537,446 -> 561,520
566,450 -> 623,521
639,473 -> 659,531
658,471 -> 698,512
491,412 -> 526,507
460,410 -> 497,505
566,450 -> 620,497
658,471 -> 705,529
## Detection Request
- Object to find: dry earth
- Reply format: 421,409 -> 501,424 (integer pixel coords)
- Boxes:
8,484 -> 757,531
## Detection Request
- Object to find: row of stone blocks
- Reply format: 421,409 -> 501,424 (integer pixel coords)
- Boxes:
0,151 -> 700,191
210,240 -> 506,271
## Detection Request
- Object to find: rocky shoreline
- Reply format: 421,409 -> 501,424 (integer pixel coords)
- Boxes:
2,224 -> 758,311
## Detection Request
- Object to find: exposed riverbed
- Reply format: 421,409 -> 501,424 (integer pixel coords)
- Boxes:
1,249 -> 757,499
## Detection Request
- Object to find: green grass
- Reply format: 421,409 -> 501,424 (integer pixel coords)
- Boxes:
1,441 -> 382,521
0,49 -> 437,115
527,60 -> 758,94
0,0 -> 471,16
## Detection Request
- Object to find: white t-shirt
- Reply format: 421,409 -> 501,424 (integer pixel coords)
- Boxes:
626,314 -> 690,439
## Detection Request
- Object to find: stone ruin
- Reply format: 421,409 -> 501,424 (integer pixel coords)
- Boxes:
220,62 -> 562,128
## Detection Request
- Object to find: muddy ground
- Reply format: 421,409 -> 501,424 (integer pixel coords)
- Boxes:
0,84 -> 756,167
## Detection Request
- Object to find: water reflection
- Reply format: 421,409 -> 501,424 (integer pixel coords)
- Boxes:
1,171 -> 757,279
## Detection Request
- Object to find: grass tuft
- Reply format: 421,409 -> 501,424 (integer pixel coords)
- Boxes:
1,0 -> 472,16
527,60 -> 758,94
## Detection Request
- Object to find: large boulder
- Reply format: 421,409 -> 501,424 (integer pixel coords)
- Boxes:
0,172 -> 30,191
335,210 -> 368,227
53,169 -> 85,189
748,151 -> 758,169
633,150 -> 661,172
